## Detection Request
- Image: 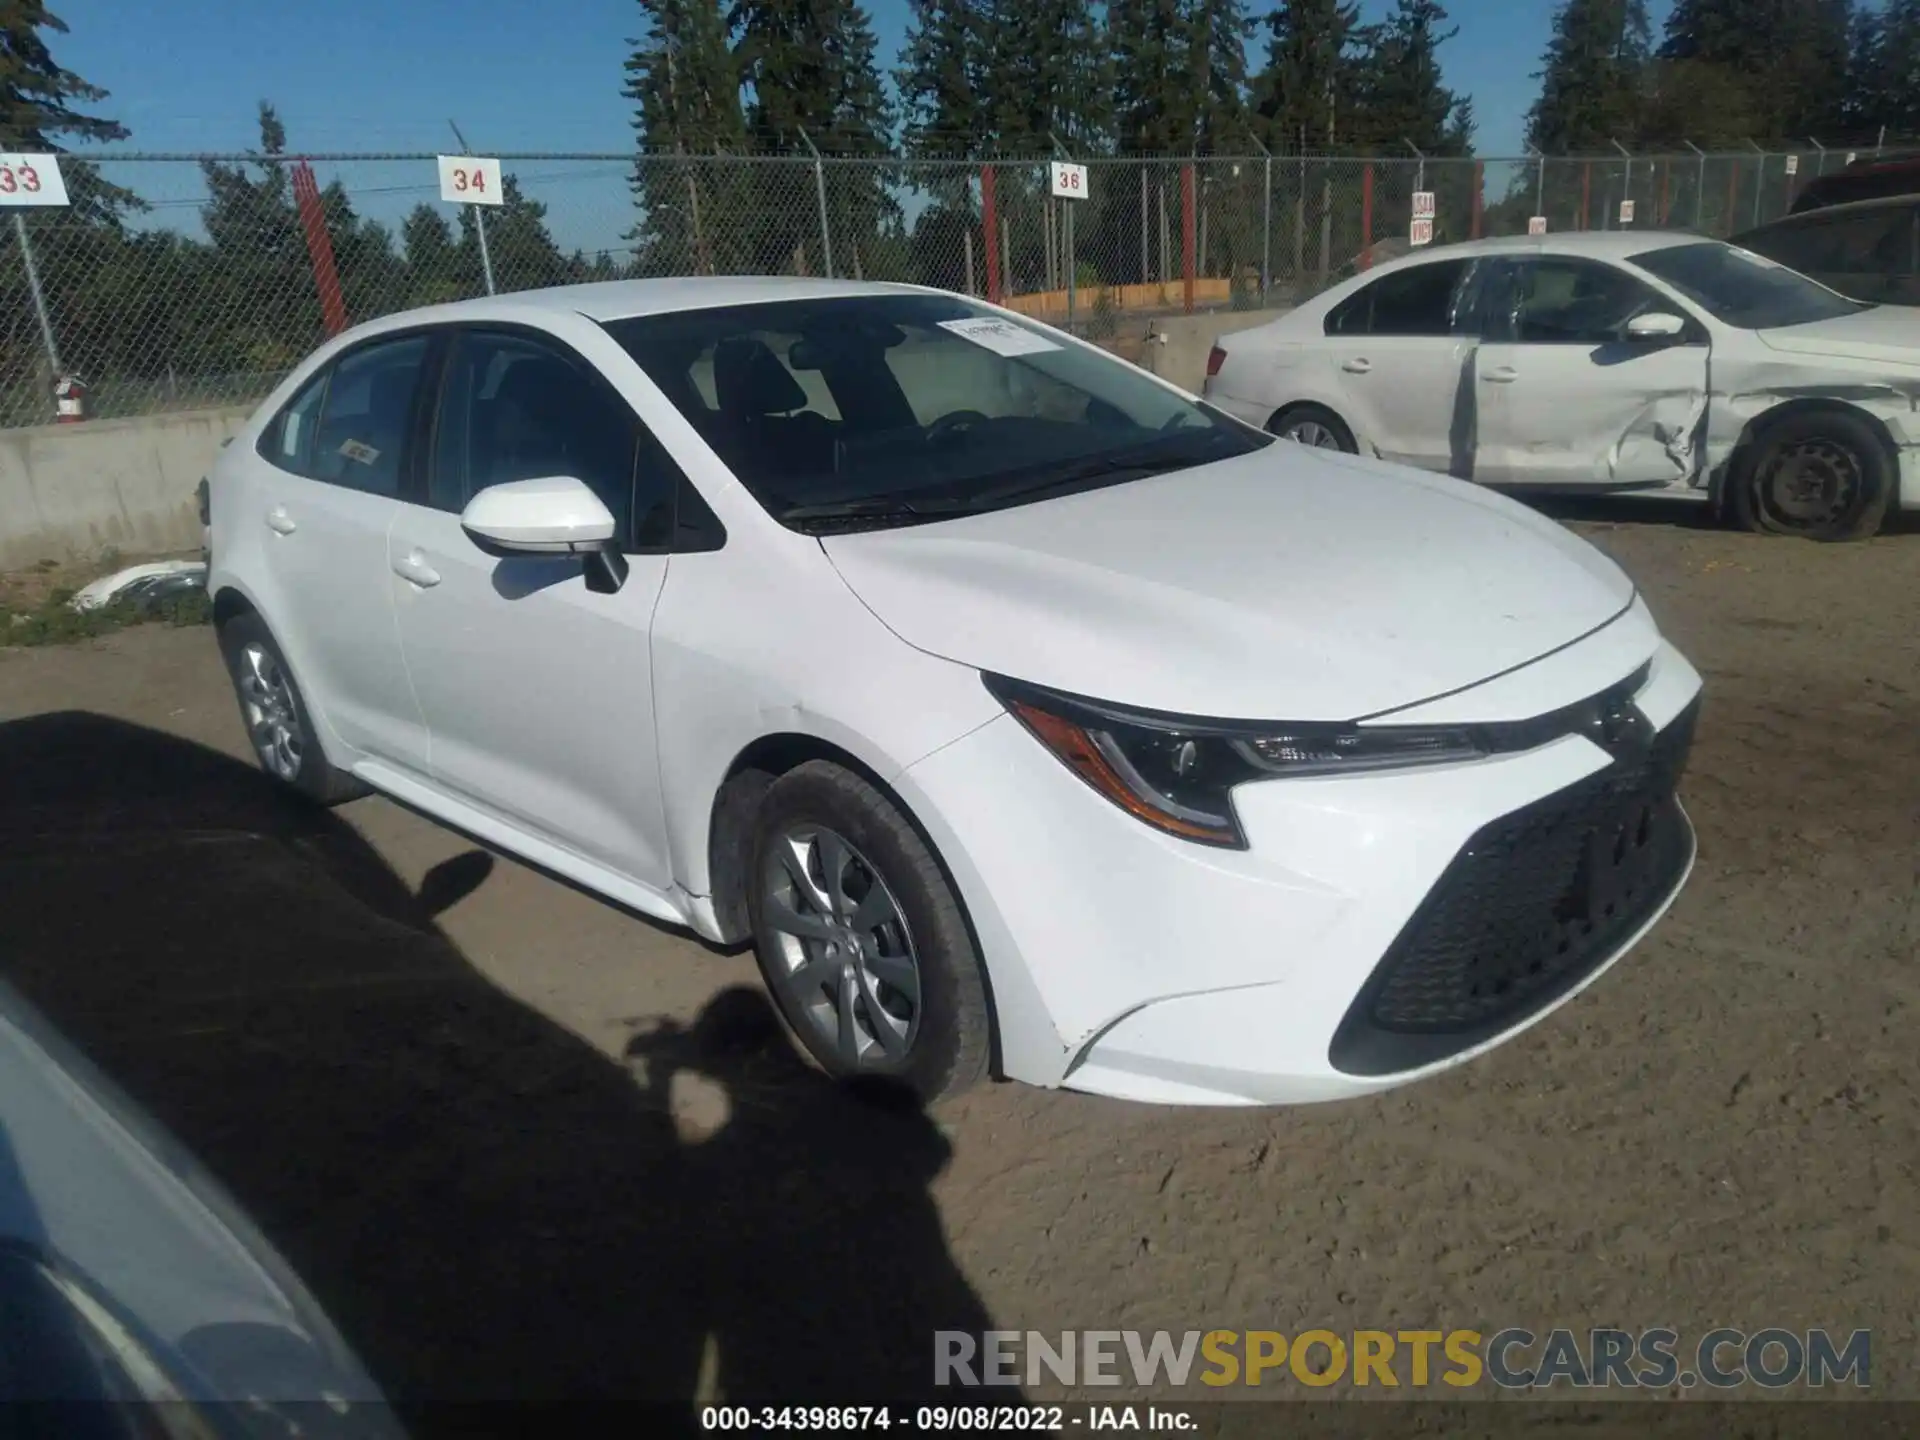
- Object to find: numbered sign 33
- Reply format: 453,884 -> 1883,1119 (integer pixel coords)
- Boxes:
1049,162 -> 1088,201
437,155 -> 504,207
0,154 -> 69,208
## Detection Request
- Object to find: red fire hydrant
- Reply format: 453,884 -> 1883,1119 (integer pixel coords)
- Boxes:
54,373 -> 87,424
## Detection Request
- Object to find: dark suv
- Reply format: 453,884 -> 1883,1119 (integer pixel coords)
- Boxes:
1788,150 -> 1920,214
1732,195 -> 1920,305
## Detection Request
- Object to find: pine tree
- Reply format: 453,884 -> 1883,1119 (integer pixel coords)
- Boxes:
0,0 -> 135,220
1251,0 -> 1364,153
198,104 -> 312,373
458,175 -> 570,293
400,205 -> 472,305
980,0 -> 1111,154
897,0 -> 991,159
1349,0 -> 1459,153
1874,0 -> 1920,137
1186,0 -> 1254,153
1525,0 -> 1650,154
1110,0 -> 1189,153
625,0 -> 750,275
1659,0 -> 1854,141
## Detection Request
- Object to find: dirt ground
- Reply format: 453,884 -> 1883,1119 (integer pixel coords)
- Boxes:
1,496 -> 1917,1428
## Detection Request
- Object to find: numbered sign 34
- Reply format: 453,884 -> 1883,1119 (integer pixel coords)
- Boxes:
0,154 -> 69,208
437,154 -> 503,207
1049,162 -> 1088,201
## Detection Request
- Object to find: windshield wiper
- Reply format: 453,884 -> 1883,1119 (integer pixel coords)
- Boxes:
961,430 -> 1236,509
778,495 -> 988,530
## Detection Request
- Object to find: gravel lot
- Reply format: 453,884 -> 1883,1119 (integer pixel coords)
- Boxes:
1,498 -> 1916,1429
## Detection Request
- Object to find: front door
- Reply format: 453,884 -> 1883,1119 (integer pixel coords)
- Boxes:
1472,256 -> 1711,489
387,325 -> 677,888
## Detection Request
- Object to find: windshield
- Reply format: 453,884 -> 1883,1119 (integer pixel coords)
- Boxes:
603,294 -> 1267,530
1629,241 -> 1868,329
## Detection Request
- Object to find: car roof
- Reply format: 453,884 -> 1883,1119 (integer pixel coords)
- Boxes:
1371,229 -> 1712,270
345,276 -> 939,338
1747,193 -> 1918,229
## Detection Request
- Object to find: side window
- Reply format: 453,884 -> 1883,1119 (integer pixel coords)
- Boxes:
1504,258 -> 1666,345
1324,260 -> 1470,337
429,330 -> 675,549
256,372 -> 329,476
309,336 -> 430,497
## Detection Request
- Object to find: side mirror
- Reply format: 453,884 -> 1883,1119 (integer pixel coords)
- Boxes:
1626,311 -> 1686,340
460,475 -> 630,593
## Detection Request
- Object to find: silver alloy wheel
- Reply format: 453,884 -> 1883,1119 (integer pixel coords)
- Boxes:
235,641 -> 302,781
1285,419 -> 1343,449
760,824 -> 922,1069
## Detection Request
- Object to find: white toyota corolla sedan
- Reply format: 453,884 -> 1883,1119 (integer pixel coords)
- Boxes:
206,277 -> 1702,1107
1205,231 -> 1920,542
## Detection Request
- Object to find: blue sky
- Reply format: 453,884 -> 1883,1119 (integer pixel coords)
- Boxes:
56,0 -> 1674,255
62,0 -> 1677,159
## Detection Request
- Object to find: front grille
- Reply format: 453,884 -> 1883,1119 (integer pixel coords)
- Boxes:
1329,697 -> 1699,1078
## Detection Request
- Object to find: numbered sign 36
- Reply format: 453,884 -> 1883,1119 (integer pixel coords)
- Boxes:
437,154 -> 503,207
1409,217 -> 1434,247
1619,199 -> 1636,225
1049,162 -> 1087,201
1528,215 -> 1548,236
1411,190 -> 1436,220
0,154 -> 69,208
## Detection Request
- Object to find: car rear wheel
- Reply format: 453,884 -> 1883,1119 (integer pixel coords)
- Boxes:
1728,410 -> 1892,542
747,761 -> 991,1104
216,612 -> 366,805
1269,403 -> 1358,454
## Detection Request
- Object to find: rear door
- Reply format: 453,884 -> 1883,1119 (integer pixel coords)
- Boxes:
1319,257 -> 1477,475
385,323 -> 678,888
244,334 -> 432,769
1471,256 -> 1710,489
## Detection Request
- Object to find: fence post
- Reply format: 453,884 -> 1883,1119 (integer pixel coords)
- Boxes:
1579,162 -> 1591,230
980,164 -> 1001,303
1471,160 -> 1484,239
1252,135 -> 1273,302
1685,141 -> 1706,230
1726,161 -> 1739,237
800,127 -> 834,280
1359,163 -> 1374,270
291,161 -> 348,337
1181,161 -> 1196,314
448,121 -> 496,295
1747,140 -> 1765,228
11,213 -> 60,390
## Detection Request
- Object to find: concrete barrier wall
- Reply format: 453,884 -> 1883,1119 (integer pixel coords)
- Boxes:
0,404 -> 252,570
0,312 -> 1292,572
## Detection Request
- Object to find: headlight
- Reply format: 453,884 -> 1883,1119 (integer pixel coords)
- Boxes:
984,673 -> 1487,849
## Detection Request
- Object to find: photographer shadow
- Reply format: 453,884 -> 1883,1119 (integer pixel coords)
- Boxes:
0,710 -> 1006,1430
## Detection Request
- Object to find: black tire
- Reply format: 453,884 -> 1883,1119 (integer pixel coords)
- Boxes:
746,760 -> 991,1104
1268,402 -> 1358,454
1726,408 -> 1892,542
215,611 -> 366,806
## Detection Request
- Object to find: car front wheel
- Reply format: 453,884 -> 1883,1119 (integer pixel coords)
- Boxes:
1728,409 -> 1893,542
747,761 -> 992,1104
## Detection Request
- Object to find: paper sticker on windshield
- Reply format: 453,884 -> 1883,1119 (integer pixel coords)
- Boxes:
337,438 -> 380,466
939,317 -> 1061,357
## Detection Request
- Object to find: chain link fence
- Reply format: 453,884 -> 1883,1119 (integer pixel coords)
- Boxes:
0,143 -> 1889,429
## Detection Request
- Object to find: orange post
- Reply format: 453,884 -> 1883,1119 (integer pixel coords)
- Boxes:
291,161 -> 347,337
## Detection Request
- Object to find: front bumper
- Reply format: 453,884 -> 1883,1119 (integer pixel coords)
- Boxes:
895,635 -> 1703,1106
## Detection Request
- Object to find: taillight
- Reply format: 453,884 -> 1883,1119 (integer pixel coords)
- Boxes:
1205,345 -> 1227,378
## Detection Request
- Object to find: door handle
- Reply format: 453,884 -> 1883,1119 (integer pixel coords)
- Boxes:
392,550 -> 441,588
1484,366 -> 1519,383
265,505 -> 297,536
1341,358 -> 1373,374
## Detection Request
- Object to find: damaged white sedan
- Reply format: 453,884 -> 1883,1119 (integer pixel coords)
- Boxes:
1204,232 -> 1915,541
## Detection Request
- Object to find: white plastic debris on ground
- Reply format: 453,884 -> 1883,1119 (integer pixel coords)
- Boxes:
69,560 -> 208,614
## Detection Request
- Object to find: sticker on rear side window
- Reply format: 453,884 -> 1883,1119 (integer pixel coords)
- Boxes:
338,438 -> 380,466
937,317 -> 1061,357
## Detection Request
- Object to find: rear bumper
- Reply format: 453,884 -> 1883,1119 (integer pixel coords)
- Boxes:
896,636 -> 1703,1106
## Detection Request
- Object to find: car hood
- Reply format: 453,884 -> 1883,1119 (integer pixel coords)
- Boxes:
1756,307 -> 1920,364
820,445 -> 1637,721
